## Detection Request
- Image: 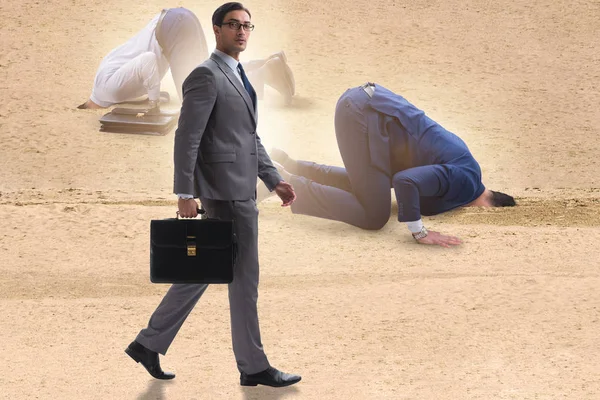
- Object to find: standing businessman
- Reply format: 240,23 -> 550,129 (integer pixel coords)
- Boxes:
125,3 -> 301,388
262,83 -> 515,247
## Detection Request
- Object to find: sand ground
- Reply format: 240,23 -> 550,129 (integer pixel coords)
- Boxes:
1,0 -> 599,399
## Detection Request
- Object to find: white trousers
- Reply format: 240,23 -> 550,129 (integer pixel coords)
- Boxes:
95,52 -> 162,106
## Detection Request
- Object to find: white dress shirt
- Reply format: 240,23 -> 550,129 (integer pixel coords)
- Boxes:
213,49 -> 245,85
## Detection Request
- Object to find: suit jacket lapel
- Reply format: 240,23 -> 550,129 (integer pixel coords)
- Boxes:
210,53 -> 257,124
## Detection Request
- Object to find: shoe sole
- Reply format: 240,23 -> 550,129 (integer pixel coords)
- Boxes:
281,59 -> 295,97
240,377 -> 301,387
269,51 -> 287,64
275,51 -> 295,96
264,56 -> 295,101
274,59 -> 295,100
277,51 -> 288,64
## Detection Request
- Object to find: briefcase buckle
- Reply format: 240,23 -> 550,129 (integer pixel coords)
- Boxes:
186,236 -> 196,257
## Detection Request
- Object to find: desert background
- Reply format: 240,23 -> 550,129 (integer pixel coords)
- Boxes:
1,0 -> 599,399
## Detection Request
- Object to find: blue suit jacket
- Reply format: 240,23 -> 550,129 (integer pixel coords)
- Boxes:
365,84 -> 485,221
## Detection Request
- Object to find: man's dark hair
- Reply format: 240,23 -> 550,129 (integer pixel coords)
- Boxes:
490,191 -> 516,207
212,2 -> 251,27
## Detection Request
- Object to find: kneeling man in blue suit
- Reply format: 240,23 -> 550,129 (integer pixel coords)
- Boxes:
262,83 -> 515,248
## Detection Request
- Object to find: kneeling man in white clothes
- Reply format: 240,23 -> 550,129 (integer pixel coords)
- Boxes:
78,7 -> 295,110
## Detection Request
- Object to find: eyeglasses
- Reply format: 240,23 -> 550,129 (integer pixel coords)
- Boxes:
221,21 -> 255,31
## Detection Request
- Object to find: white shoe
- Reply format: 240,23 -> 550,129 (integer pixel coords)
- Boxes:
263,57 -> 295,104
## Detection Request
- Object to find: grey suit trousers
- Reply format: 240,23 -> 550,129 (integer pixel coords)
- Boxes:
136,197 -> 270,375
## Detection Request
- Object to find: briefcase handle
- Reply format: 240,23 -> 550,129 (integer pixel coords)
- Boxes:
173,207 -> 237,244
175,208 -> 208,220
173,207 -> 238,255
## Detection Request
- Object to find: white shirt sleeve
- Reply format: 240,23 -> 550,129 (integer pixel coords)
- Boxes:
406,219 -> 424,233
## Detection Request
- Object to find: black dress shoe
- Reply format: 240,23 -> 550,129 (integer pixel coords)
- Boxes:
240,366 -> 301,387
124,340 -> 175,380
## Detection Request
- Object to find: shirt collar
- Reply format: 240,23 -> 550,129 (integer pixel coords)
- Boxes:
214,49 -> 240,73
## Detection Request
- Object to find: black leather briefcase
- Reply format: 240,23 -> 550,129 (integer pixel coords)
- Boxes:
150,210 -> 236,284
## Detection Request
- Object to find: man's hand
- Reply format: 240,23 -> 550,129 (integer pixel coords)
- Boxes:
274,181 -> 296,206
178,198 -> 199,218
416,230 -> 462,248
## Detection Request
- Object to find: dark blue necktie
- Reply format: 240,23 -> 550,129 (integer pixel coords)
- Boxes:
237,63 -> 256,110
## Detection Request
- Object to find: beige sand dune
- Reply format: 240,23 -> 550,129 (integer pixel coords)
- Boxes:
1,0 -> 599,399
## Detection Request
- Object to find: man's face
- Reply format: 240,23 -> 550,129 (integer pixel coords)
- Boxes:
214,10 -> 252,56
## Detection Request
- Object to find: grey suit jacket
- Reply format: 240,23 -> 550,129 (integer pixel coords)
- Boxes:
173,52 -> 282,200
